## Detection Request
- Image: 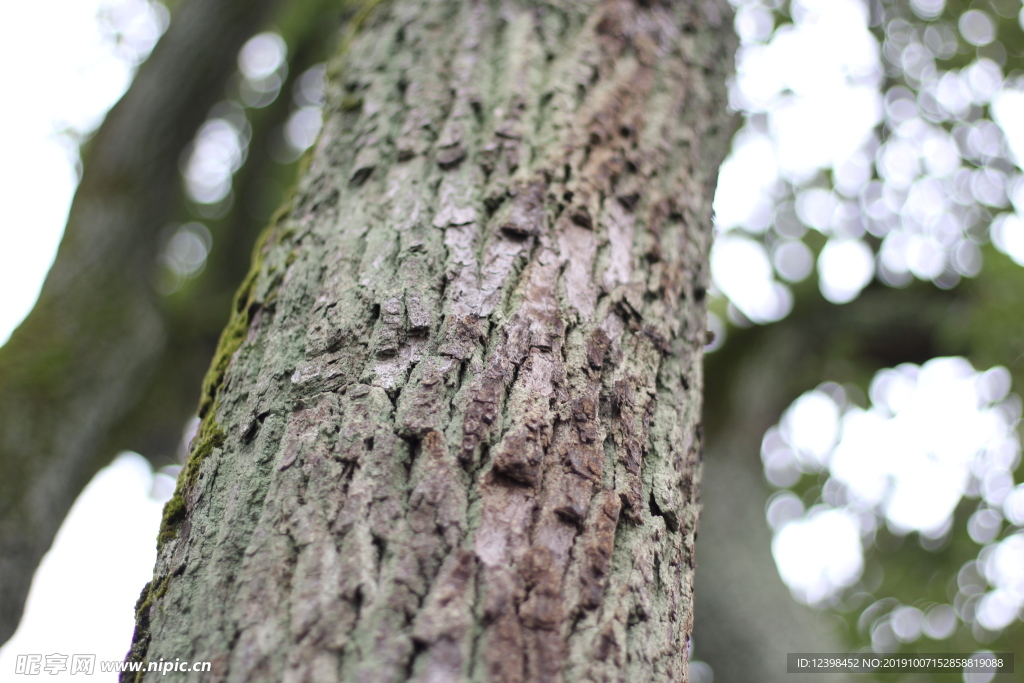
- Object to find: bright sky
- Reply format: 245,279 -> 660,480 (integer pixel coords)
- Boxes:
0,0 -> 166,347
0,0 -> 323,673
1,0 -> 1023,673
0,454 -> 173,679
0,1 -> 170,677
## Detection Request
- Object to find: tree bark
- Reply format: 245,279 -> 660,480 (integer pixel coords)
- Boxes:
126,1 -> 735,681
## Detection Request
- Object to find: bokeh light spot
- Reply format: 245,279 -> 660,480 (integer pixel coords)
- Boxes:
958,10 -> 996,47
238,31 -> 286,81
818,238 -> 874,303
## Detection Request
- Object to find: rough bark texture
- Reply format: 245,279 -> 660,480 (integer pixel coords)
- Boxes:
127,1 -> 734,681
0,0 -> 280,646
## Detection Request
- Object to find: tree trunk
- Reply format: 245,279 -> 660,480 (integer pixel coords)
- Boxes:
126,1 -> 735,681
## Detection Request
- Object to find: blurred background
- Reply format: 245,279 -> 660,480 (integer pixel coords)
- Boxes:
0,0 -> 1023,681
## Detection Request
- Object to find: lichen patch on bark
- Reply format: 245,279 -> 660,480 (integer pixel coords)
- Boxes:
126,1 -> 735,681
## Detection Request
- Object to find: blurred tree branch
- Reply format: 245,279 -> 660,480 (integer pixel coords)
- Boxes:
0,0 -> 286,646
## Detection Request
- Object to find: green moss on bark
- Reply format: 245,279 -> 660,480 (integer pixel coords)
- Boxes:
157,220 -> 284,551
156,418 -> 226,550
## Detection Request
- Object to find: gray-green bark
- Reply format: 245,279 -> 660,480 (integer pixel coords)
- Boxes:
126,1 -> 735,681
